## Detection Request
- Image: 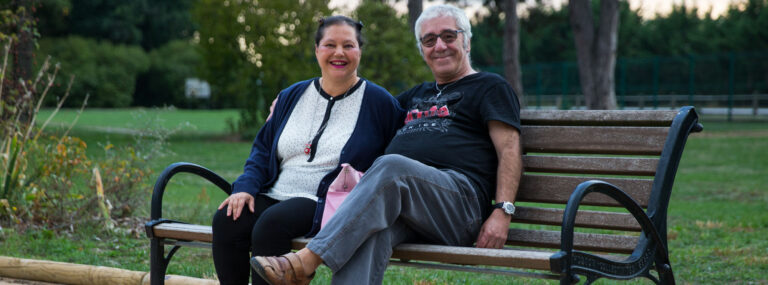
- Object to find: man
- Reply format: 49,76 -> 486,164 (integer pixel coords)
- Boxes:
251,4 -> 522,284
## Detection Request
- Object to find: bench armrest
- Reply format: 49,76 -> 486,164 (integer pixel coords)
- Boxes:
551,180 -> 671,281
149,162 -> 232,221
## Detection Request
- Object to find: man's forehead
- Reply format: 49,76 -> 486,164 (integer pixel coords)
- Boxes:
420,16 -> 458,35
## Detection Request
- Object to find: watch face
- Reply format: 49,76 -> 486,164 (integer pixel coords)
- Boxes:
502,203 -> 515,214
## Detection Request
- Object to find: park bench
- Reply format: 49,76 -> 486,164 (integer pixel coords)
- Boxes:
145,106 -> 702,284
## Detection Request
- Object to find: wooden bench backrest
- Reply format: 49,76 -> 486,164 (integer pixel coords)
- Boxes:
509,109 -> 678,254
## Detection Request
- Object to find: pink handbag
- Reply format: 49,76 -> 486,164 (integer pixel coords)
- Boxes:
321,163 -> 364,228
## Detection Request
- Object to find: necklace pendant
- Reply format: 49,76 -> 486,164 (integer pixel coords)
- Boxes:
304,143 -> 311,155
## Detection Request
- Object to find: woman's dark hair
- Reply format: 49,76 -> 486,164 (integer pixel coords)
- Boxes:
315,15 -> 364,48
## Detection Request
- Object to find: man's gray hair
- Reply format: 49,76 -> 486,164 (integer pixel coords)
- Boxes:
414,4 -> 473,56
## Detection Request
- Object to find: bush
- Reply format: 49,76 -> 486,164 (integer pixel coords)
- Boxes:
37,36 -> 149,108
134,40 -> 203,108
2,126 -> 164,233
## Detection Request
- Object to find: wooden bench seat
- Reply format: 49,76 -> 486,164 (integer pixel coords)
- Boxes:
146,107 -> 702,284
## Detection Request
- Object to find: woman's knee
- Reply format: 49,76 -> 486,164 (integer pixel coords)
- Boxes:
252,199 -> 314,239
212,206 -> 255,234
212,207 -> 229,230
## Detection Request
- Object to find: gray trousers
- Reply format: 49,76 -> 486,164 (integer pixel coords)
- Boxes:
307,154 -> 485,284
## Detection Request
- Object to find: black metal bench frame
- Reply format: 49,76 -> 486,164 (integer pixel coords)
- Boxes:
145,106 -> 702,284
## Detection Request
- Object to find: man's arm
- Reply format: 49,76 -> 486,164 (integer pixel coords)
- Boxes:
475,120 -> 522,248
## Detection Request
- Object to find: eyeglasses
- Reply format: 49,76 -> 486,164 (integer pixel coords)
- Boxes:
420,30 -> 464,48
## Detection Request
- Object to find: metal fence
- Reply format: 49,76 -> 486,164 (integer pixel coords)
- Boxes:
479,51 -> 768,119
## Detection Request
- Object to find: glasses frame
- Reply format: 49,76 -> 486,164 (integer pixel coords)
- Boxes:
419,29 -> 464,48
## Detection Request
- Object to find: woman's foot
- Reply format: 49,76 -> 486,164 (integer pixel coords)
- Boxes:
251,252 -> 315,285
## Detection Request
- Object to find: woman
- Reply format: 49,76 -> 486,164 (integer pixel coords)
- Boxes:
212,16 -> 404,285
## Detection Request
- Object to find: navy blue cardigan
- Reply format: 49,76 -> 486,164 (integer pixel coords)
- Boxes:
232,78 -> 405,236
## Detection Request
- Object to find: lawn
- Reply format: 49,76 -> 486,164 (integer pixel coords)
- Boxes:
36,107 -> 239,136
1,108 -> 766,284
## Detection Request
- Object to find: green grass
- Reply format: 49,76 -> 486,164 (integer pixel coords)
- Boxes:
2,109 -> 767,284
37,108 -> 239,135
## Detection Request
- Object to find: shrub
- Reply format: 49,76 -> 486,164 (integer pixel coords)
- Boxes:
37,36 -> 149,108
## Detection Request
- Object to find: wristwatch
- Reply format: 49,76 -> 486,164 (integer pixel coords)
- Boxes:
493,201 -> 516,216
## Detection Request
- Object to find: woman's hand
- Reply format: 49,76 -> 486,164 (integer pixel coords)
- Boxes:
218,192 -> 255,221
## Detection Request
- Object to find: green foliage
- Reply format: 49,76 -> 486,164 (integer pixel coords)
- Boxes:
472,0 -> 768,65
353,1 -> 432,95
473,2 -> 574,67
0,1 -> 38,42
191,0 -> 250,109
38,0 -> 197,50
38,36 -> 150,107
193,0 -> 330,137
134,40 -> 202,108
137,0 -> 198,50
718,0 -> 768,52
35,0 -> 72,38
68,0 -> 146,46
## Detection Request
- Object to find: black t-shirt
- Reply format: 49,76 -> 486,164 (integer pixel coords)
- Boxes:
385,72 -> 521,214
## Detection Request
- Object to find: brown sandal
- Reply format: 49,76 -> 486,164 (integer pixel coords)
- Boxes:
251,252 -> 315,285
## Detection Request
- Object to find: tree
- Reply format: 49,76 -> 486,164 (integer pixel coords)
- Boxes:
569,0 -> 619,109
68,0 -> 146,46
38,0 -> 197,50
502,0 -> 523,104
138,0 -> 196,50
407,0 -> 422,33
194,0 -> 330,136
354,1 -> 431,95
36,0 -> 71,38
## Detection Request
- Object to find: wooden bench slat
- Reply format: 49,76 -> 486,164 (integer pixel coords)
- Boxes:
523,155 -> 658,176
518,174 -> 652,207
153,223 -> 213,243
521,110 -> 678,126
506,229 -> 637,254
513,206 -> 641,232
522,126 -> 669,155
392,244 -> 553,270
295,238 -> 553,270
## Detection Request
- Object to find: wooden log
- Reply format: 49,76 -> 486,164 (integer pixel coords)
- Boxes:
0,256 -> 218,285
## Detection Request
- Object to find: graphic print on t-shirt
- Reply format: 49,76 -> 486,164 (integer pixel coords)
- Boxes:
397,91 -> 462,135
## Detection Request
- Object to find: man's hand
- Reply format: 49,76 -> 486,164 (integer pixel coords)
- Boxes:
266,97 -> 278,121
218,192 -> 255,221
475,209 -> 512,248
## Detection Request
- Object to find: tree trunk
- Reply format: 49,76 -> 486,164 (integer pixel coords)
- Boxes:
569,0 -> 619,110
408,0 -> 423,33
502,0 -> 524,107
